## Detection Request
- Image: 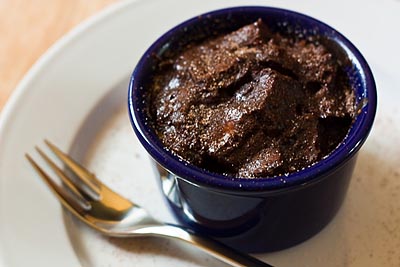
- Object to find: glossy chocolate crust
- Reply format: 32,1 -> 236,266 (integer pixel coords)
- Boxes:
149,20 -> 355,178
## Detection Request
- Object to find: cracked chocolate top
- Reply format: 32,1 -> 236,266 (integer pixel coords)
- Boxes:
148,19 -> 356,178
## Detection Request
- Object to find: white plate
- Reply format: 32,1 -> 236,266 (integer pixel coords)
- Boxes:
1,0 -> 400,266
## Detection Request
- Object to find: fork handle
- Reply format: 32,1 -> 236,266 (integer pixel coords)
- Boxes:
136,224 -> 274,267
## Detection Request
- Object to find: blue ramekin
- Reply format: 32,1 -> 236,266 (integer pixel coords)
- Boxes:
128,6 -> 377,252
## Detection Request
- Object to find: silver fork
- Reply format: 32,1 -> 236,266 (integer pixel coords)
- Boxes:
26,141 -> 273,267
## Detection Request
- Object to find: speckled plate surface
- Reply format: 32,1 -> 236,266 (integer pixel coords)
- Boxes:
0,0 -> 399,266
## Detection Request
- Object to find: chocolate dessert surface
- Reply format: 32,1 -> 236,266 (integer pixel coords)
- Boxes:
148,19 -> 356,178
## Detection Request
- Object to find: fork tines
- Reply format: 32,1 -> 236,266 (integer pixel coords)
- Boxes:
25,140 -> 101,213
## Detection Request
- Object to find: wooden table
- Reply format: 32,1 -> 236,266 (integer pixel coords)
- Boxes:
0,0 -> 118,112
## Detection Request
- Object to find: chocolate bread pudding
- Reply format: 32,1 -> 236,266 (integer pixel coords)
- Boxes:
148,19 -> 356,178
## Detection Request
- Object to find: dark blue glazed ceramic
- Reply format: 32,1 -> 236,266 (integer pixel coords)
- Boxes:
128,6 -> 376,252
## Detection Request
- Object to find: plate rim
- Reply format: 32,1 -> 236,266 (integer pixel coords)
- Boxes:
0,0 -> 135,131
0,0 -> 142,265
